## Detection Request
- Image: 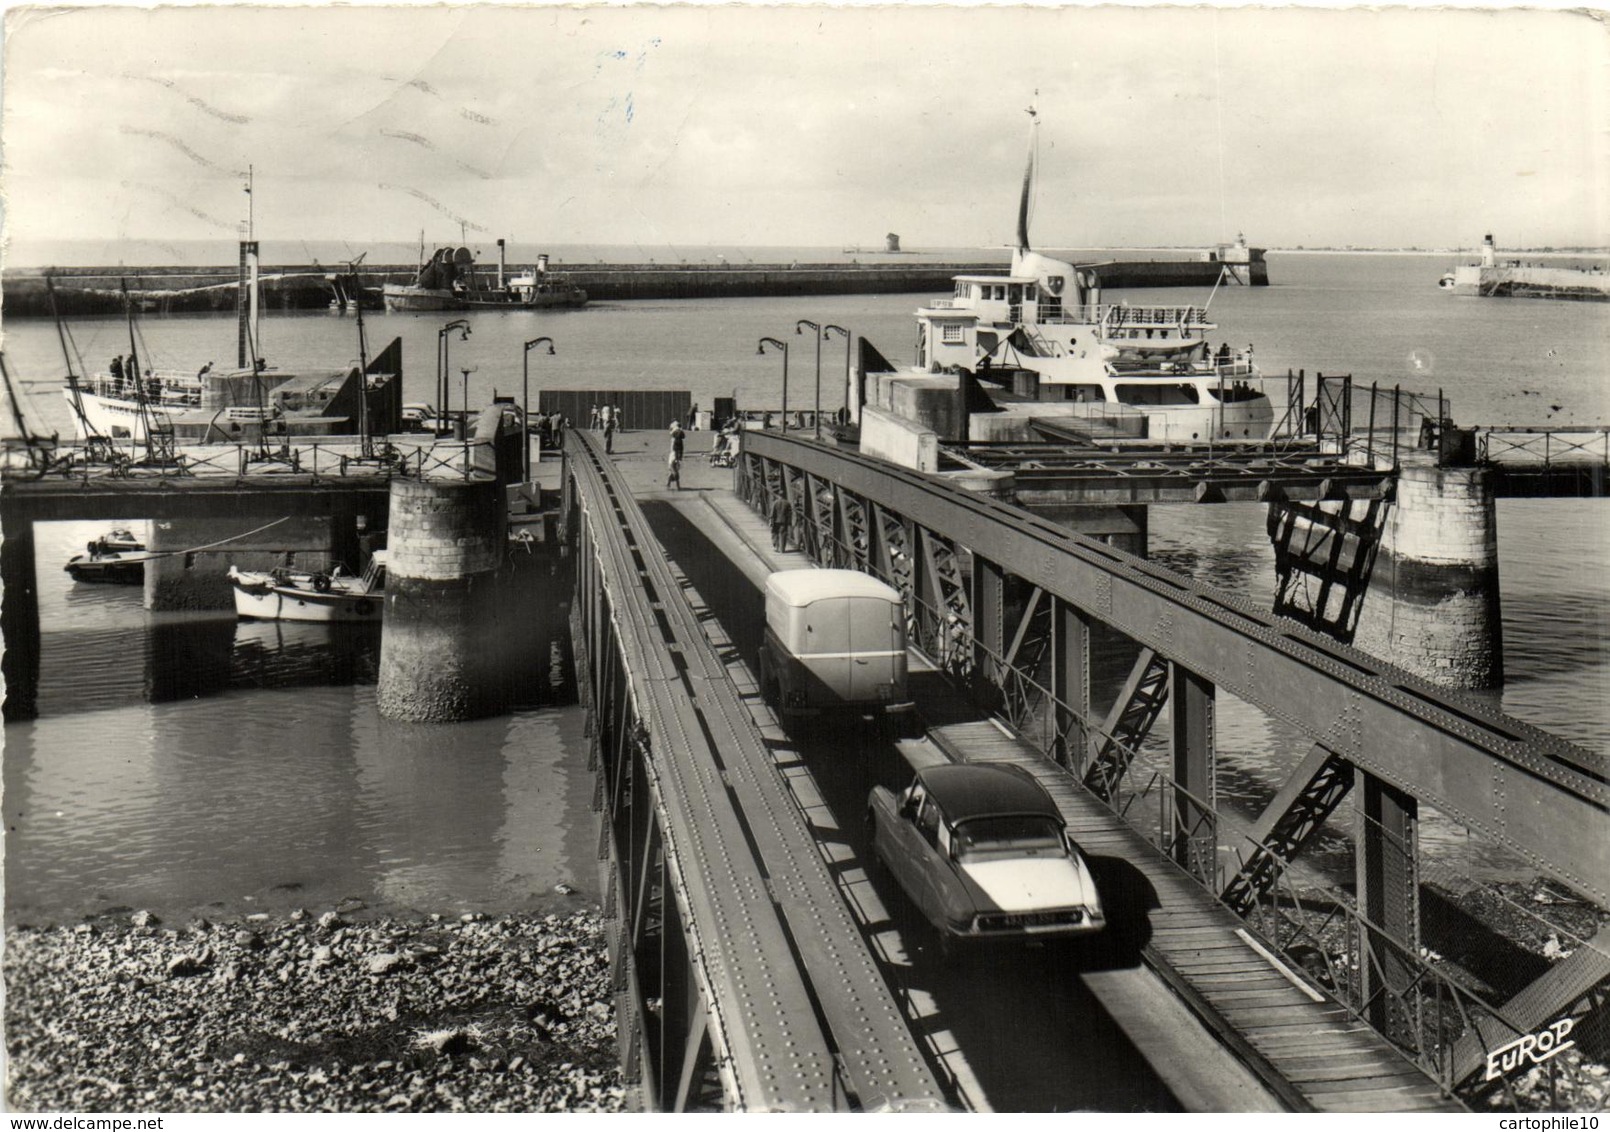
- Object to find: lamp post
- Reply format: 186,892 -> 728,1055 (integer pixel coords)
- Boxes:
437,318 -> 470,435
824,324 -> 851,425
796,319 -> 822,437
522,336 -> 555,481
459,366 -> 477,440
757,337 -> 789,432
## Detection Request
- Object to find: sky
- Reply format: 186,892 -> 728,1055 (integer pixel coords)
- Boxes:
1,3 -> 1606,252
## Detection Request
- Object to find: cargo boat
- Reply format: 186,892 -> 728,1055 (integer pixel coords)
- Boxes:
382,240 -> 587,312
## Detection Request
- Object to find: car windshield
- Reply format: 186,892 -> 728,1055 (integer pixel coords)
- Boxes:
953,815 -> 1067,860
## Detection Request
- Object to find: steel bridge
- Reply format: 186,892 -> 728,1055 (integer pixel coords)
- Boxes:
562,428 -> 948,1112
731,428 -> 1607,1100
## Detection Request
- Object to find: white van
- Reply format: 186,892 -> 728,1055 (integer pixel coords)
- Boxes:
758,569 -> 913,717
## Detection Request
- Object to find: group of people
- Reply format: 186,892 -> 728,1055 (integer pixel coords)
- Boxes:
1210,342 -> 1255,369
105,355 -> 162,400
589,404 -> 624,453
534,412 -> 568,449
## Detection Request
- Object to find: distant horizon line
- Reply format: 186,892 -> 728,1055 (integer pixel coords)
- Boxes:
9,237 -> 1607,255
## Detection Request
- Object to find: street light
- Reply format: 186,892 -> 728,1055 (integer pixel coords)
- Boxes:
459,366 -> 477,440
437,319 -> 471,435
824,324 -> 852,426
757,337 -> 789,432
796,319 -> 822,438
523,336 -> 555,481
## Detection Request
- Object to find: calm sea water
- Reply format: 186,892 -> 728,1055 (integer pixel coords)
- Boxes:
4,253 -> 1607,920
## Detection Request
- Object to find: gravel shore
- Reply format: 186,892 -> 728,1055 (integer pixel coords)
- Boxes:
4,908 -> 627,1113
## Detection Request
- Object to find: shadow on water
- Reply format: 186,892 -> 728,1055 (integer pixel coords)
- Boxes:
35,549 -> 579,718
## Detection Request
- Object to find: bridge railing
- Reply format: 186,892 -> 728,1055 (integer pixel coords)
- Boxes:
0,435 -> 499,483
1477,426 -> 1610,468
749,477 -> 1566,1103
1313,377 -> 1444,471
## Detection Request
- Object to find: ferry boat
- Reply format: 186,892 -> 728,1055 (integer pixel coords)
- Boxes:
382,241 -> 587,313
227,551 -> 387,623
912,112 -> 1274,444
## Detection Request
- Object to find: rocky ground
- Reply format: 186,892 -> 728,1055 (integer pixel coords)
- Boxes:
4,907 -> 627,1113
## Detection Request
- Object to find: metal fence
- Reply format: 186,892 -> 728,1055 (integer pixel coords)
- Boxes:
738,470 -> 1582,1105
0,434 -> 500,484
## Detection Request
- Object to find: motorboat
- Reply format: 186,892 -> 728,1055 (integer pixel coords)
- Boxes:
911,110 -> 1275,444
63,527 -> 148,584
227,550 -> 387,623
64,548 -> 144,585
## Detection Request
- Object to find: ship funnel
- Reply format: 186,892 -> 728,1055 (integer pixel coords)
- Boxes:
497,238 -> 506,288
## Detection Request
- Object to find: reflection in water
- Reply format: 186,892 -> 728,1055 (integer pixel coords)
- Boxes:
10,523 -> 587,925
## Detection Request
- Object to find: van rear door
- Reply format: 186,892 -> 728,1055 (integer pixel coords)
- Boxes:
848,596 -> 903,701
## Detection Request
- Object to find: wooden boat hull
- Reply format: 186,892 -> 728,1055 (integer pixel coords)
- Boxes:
228,569 -> 383,623
64,554 -> 144,584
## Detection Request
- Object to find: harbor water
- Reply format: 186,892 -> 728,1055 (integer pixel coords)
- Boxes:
4,252 -> 1607,923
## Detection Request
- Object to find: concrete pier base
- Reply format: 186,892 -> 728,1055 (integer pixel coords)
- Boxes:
1358,462 -> 1503,688
378,477 -> 508,722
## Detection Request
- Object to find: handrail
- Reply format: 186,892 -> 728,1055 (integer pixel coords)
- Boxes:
1,434 -> 497,485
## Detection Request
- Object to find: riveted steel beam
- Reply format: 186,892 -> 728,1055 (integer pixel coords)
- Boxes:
739,431 -> 1608,905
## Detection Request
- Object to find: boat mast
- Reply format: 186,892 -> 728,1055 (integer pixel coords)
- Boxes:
351,262 -> 373,458
241,165 -> 260,370
119,278 -> 160,456
1016,98 -> 1038,256
45,274 -> 115,456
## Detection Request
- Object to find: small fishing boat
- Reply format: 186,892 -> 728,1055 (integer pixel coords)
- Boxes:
92,527 -> 145,554
227,551 -> 387,623
64,547 -> 144,585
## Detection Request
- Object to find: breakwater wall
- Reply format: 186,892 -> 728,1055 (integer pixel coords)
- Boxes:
2,258 -> 1258,317
1450,264 -> 1610,301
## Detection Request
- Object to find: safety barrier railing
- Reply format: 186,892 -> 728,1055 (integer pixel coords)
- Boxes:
0,435 -> 498,484
1478,426 -> 1610,468
733,457 -> 1584,1106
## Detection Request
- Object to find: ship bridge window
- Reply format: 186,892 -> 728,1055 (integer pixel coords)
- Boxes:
1025,284 -> 1038,300
1008,284 -> 1023,304
955,282 -> 969,298
941,323 -> 966,344
1115,383 -> 1201,405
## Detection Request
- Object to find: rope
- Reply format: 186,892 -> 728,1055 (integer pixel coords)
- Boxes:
97,516 -> 291,565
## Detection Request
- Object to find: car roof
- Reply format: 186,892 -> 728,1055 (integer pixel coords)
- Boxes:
764,568 -> 901,607
916,763 -> 1062,824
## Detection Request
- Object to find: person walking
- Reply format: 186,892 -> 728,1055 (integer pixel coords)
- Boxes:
589,404 -> 601,430
666,421 -> 685,489
602,405 -> 617,453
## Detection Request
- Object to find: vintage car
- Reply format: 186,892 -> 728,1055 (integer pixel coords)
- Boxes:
757,568 -> 913,717
867,762 -> 1105,949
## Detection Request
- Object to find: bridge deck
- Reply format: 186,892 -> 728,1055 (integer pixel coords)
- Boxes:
566,430 -> 947,1111
925,718 -> 1459,1112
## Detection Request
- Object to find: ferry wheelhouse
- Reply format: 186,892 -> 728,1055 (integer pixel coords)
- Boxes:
914,112 -> 1274,444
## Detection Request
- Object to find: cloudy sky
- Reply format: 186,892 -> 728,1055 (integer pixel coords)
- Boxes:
2,3 -> 1604,252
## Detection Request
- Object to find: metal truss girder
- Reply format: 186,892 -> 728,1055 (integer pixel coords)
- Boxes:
1268,496 -> 1392,645
567,431 -> 947,1113
1357,773 -> 1421,1043
1222,745 -> 1355,916
1448,924 -> 1610,1087
739,431 -> 1608,905
1084,648 -> 1171,801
